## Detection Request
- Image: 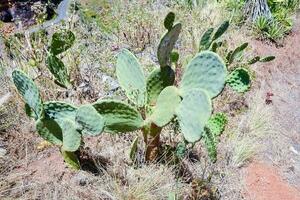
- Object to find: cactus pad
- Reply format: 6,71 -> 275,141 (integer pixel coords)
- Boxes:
164,12 -> 175,31
50,30 -> 75,55
60,119 -> 81,152
61,150 -> 80,170
129,136 -> 139,161
44,101 -> 77,121
157,23 -> 182,67
150,86 -> 181,127
226,67 -> 251,93
227,43 -> 248,65
76,104 -> 105,136
199,28 -> 214,51
203,127 -> 217,163
36,118 -> 63,145
180,51 -> 227,98
12,70 -> 43,120
206,113 -> 228,137
146,66 -> 175,105
116,49 -> 146,107
46,55 -> 70,88
176,89 -> 212,143
212,21 -> 229,41
93,100 -> 144,133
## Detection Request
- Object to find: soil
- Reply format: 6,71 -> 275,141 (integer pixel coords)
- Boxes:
242,18 -> 300,199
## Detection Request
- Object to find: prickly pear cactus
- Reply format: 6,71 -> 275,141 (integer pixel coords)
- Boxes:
50,30 -> 75,55
46,55 -> 70,88
93,100 -> 144,133
203,127 -> 217,163
226,67 -> 251,93
150,86 -> 181,127
76,104 -> 105,136
61,150 -> 80,170
199,28 -> 214,51
164,12 -> 175,31
176,89 -> 212,142
12,70 -> 43,120
212,21 -> 229,41
36,118 -> 63,145
60,119 -> 81,152
157,23 -> 182,67
129,136 -> 139,161
116,49 -> 146,107
206,112 -> 228,137
43,101 -> 77,121
146,66 -> 175,105
180,51 -> 227,98
227,43 -> 248,65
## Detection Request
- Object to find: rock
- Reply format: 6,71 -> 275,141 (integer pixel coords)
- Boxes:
72,171 -> 89,186
0,10 -> 13,22
0,148 -> 7,157
290,144 -> 300,156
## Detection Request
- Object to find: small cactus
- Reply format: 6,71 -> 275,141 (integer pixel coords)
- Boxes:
50,30 -> 75,55
206,113 -> 228,137
226,67 -> 251,93
164,12 -> 175,31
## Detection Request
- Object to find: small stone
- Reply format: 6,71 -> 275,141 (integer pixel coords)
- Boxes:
0,148 -> 7,157
290,144 -> 300,155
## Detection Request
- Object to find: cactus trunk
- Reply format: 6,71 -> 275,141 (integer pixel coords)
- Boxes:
143,123 -> 162,162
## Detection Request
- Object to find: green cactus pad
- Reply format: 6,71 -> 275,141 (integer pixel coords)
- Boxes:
146,66 -> 175,105
60,119 -> 81,152
50,30 -> 75,55
226,67 -> 251,93
176,89 -> 212,143
129,136 -> 139,161
170,51 -> 179,63
36,118 -> 63,145
206,113 -> 228,136
212,21 -> 229,41
180,51 -> 227,98
260,56 -> 275,62
12,70 -> 43,120
199,28 -> 214,51
248,56 -> 260,65
93,100 -> 144,133
150,86 -> 181,127
76,104 -> 105,136
203,127 -> 217,163
157,23 -> 182,67
227,43 -> 248,65
61,150 -> 80,170
164,12 -> 175,31
116,49 -> 146,107
46,55 -> 70,88
44,101 -> 77,121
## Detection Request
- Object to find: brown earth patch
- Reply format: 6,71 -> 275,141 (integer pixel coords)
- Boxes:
244,161 -> 300,200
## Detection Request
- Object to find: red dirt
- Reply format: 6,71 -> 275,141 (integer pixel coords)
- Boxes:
244,162 -> 300,200
243,17 -> 300,200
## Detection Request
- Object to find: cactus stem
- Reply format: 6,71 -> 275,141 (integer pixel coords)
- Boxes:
142,123 -> 162,161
